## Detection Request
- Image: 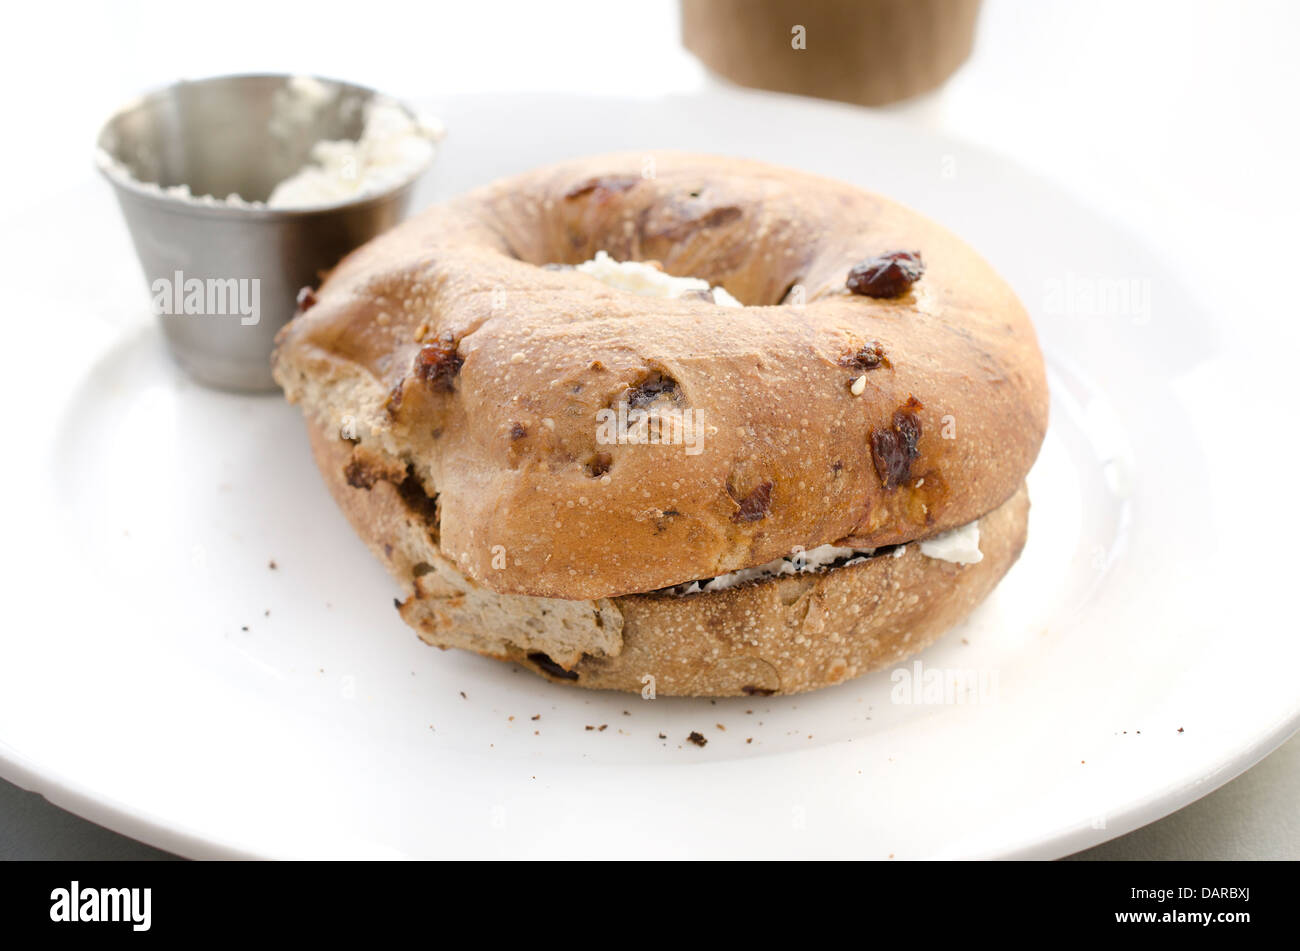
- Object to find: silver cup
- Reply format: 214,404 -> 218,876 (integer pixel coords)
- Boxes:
96,74 -> 437,392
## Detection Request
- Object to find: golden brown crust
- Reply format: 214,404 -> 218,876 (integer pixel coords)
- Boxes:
512,485 -> 1029,696
308,417 -> 1028,696
275,151 -> 1047,603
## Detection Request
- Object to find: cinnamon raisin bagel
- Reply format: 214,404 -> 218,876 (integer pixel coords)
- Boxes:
273,151 -> 1048,696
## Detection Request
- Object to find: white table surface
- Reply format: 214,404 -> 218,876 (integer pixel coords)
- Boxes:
1,0 -> 1296,860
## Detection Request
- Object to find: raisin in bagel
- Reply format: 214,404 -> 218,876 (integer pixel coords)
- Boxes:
273,151 -> 1048,696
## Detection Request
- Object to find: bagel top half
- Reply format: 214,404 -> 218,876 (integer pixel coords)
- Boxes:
273,152 -> 1048,601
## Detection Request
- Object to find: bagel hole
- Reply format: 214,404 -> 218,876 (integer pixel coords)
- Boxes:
646,204 -> 743,242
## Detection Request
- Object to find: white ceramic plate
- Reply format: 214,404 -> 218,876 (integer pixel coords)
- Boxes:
2,90 -> 1295,859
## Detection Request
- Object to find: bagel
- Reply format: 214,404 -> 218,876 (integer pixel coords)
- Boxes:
273,152 -> 1048,696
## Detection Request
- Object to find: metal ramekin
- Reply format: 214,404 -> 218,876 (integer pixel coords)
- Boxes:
96,74 -> 438,392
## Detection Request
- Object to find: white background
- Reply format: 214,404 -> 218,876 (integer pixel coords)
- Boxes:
0,0 -> 1296,859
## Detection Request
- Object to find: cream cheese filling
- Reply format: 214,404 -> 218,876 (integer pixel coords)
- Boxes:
918,520 -> 983,565
576,251 -> 742,306
665,521 -> 982,596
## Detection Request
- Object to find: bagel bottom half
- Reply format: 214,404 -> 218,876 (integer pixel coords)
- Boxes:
307,418 -> 1029,696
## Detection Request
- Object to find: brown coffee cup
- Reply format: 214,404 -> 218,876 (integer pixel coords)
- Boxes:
681,0 -> 982,107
